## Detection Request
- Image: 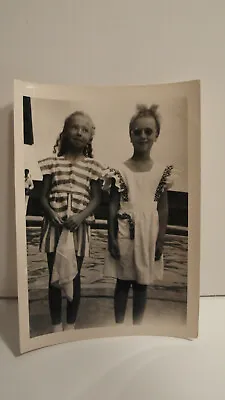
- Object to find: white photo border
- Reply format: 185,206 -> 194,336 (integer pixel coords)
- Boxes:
14,79 -> 201,354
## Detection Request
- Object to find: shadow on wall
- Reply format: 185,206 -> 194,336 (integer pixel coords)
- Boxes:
0,104 -> 17,297
27,181 -> 188,228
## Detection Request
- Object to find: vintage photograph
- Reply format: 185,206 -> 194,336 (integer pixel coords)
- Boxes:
14,81 -> 200,353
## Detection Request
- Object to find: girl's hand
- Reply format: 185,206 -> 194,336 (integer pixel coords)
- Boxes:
155,240 -> 163,261
64,214 -> 83,232
48,210 -> 63,226
109,238 -> 120,260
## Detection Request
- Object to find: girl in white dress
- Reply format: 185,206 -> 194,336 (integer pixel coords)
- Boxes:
104,104 -> 174,325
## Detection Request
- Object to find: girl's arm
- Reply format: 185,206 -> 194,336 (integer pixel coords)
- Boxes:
40,175 -> 53,215
108,180 -> 120,259
155,190 -> 169,260
157,189 -> 169,242
40,175 -> 62,225
108,179 -> 120,243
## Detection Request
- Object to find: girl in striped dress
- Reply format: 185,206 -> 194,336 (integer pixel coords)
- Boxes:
38,111 -> 107,333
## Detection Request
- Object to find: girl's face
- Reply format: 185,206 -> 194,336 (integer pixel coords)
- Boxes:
130,116 -> 158,153
67,114 -> 93,151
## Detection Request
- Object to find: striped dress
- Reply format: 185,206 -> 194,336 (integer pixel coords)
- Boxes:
38,156 -> 107,257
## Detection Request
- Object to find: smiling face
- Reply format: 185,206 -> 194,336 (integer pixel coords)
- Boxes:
66,114 -> 93,152
130,116 -> 158,154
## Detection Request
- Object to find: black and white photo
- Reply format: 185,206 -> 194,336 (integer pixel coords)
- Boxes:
14,80 -> 200,353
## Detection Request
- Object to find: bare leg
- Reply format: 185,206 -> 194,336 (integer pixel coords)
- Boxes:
47,252 -> 63,330
132,281 -> 148,325
114,279 -> 131,324
65,256 -> 83,328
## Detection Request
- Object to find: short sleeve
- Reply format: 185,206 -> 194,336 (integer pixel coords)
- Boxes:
164,165 -> 174,190
38,157 -> 55,176
88,159 -> 112,190
109,168 -> 127,193
155,165 -> 175,201
89,159 -> 107,181
89,159 -> 127,193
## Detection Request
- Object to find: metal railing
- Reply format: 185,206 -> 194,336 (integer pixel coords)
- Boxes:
26,216 -> 188,236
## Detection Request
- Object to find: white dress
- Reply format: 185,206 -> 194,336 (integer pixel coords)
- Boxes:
104,162 -> 174,285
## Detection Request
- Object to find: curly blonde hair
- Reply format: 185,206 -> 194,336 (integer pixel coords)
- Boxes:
53,111 -> 95,157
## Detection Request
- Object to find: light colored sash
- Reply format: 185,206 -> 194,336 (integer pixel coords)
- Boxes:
51,193 -> 78,302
